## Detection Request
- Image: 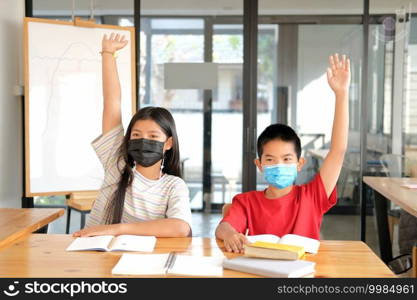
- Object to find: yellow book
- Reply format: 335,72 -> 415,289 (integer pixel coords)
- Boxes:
244,241 -> 305,260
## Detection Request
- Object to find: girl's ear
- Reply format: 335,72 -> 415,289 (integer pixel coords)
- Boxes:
164,136 -> 173,151
254,158 -> 263,172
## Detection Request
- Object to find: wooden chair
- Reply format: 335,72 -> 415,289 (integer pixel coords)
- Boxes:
413,242 -> 417,278
66,191 -> 98,234
380,154 -> 416,244
222,203 -> 231,217
388,209 -> 401,243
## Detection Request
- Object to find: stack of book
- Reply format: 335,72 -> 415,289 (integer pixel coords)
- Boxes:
223,234 -> 320,278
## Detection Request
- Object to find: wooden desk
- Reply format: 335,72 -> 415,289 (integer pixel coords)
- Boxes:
0,208 -> 64,250
363,176 -> 417,263
0,234 -> 395,278
363,177 -> 417,218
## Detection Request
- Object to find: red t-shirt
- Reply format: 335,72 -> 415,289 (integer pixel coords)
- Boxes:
221,173 -> 337,240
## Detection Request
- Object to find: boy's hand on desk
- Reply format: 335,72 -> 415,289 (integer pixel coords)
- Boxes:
327,53 -> 350,95
72,224 -> 120,237
223,232 -> 249,254
102,32 -> 128,53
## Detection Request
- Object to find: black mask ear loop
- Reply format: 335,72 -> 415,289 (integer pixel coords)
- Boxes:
160,154 -> 164,179
160,139 -> 170,178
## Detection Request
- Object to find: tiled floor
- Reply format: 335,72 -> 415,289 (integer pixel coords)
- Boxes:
48,209 -> 400,259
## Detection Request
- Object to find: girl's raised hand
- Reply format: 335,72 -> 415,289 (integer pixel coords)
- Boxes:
102,33 -> 128,53
327,53 -> 351,95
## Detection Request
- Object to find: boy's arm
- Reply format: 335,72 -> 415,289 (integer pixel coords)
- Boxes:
319,54 -> 351,198
215,222 -> 248,253
101,33 -> 128,134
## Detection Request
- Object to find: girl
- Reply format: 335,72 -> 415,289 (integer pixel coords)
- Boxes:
73,33 -> 192,237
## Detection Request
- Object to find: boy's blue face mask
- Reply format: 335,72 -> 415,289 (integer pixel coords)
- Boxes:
263,163 -> 298,189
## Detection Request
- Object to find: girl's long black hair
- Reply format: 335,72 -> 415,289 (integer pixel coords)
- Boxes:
104,106 -> 181,224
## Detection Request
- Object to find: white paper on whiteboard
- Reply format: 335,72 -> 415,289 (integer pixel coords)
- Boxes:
164,63 -> 218,89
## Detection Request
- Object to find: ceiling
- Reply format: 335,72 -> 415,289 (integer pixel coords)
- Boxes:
32,0 -> 417,16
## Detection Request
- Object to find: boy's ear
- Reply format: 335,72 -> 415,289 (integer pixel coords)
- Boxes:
297,157 -> 306,172
254,158 -> 263,172
164,137 -> 173,151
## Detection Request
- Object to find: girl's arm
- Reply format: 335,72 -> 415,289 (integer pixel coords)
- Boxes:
101,33 -> 128,134
73,218 -> 191,238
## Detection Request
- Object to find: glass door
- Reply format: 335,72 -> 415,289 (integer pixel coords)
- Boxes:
255,16 -> 391,209
139,17 -> 205,210
255,0 -> 395,252
211,22 -> 244,211
140,1 -> 244,212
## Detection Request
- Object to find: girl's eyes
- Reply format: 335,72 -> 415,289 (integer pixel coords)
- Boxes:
131,134 -> 160,139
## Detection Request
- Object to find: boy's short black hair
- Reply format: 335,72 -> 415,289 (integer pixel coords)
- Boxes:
257,123 -> 301,159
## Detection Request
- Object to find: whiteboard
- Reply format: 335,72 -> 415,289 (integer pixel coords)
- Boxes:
24,18 -> 136,196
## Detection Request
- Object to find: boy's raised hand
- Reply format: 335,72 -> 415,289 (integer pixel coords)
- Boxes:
102,33 -> 128,53
327,53 -> 350,94
319,53 -> 350,199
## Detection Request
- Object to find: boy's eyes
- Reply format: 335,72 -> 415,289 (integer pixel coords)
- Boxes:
264,157 -> 293,163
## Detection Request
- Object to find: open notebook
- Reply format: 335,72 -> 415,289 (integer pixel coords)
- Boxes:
112,253 -> 224,277
66,235 -> 156,252
246,234 -> 320,254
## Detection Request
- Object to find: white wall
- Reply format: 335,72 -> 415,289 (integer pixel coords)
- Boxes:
0,0 -> 24,208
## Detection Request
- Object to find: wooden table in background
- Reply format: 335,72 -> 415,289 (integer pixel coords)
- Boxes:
307,149 -> 330,161
0,235 -> 395,278
307,149 -> 330,171
363,177 -> 417,217
363,176 -> 417,263
0,208 -> 64,250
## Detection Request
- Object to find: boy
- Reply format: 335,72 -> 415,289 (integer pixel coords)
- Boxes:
215,54 -> 350,253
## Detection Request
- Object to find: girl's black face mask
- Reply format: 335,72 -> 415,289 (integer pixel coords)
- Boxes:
127,138 -> 165,167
